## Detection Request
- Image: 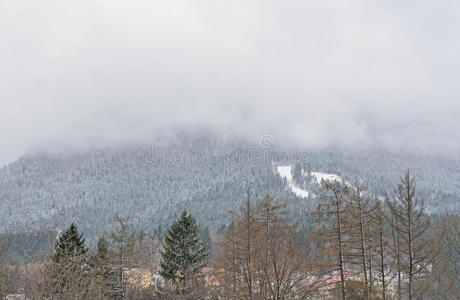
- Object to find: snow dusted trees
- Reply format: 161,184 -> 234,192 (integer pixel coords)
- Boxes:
159,210 -> 208,294
3,169 -> 458,299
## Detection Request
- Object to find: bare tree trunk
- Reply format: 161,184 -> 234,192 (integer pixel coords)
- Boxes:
388,171 -> 432,300
107,214 -> 133,300
353,186 -> 369,299
377,204 -> 386,300
366,222 -> 373,298
333,189 -> 347,300
245,191 -> 253,300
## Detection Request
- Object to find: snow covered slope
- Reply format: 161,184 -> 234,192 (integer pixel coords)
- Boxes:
276,166 -> 346,198
311,172 -> 342,184
277,166 -> 309,198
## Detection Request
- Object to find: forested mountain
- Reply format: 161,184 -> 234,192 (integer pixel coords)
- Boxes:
1,135 -> 459,242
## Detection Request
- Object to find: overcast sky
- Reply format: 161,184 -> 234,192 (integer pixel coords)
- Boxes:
1,0 -> 460,164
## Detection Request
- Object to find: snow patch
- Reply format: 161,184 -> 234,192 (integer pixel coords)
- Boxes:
277,166 -> 293,182
277,165 -> 309,198
311,172 -> 342,184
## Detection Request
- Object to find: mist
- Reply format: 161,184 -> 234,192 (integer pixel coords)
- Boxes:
1,0 -> 460,164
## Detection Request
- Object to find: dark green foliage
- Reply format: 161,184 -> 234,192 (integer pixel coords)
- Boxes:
200,226 -> 212,255
160,210 -> 208,281
48,223 -> 90,298
52,223 -> 87,263
95,236 -> 109,263
93,236 -> 117,298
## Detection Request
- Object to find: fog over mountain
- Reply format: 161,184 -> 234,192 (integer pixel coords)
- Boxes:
1,0 -> 460,165
2,4 -> 460,298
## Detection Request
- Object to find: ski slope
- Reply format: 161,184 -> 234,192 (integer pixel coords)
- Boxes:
276,166 -> 346,199
277,166 -> 309,198
310,172 -> 342,184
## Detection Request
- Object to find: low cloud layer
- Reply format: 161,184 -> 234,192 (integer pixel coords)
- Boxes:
1,0 -> 460,164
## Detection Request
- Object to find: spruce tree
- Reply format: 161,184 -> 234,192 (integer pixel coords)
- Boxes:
95,236 -> 109,263
52,223 -> 87,263
50,223 -> 89,297
159,210 -> 208,282
93,235 -> 117,298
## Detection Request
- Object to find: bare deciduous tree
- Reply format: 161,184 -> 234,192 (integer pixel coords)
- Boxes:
314,181 -> 351,300
387,170 -> 433,300
214,193 -> 319,299
106,214 -> 136,300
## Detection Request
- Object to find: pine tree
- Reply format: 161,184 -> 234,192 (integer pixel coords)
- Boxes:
95,236 -> 109,263
49,223 -> 90,298
200,226 -> 212,255
159,210 -> 208,282
52,223 -> 87,263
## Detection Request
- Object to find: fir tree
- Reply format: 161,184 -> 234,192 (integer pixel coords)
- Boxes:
200,226 -> 212,255
93,235 -> 117,298
95,236 -> 109,263
52,223 -> 87,263
50,223 -> 89,297
159,210 -> 208,282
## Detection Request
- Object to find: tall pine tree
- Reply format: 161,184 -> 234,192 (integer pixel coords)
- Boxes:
49,223 -> 89,298
160,210 -> 208,282
53,223 -> 87,263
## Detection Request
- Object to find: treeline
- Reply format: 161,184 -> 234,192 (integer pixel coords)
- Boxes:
0,171 -> 460,299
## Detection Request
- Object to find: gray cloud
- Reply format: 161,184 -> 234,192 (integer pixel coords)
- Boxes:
1,0 -> 460,164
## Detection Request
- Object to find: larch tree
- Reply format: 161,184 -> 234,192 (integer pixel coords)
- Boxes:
425,214 -> 460,299
215,193 -> 320,300
106,214 -> 135,300
387,201 -> 403,300
347,183 -> 373,299
254,194 -> 320,300
213,192 -> 258,300
387,170 -> 432,300
374,199 -> 394,300
314,180 -> 351,300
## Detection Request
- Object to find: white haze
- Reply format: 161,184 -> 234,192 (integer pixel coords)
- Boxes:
1,0 -> 460,164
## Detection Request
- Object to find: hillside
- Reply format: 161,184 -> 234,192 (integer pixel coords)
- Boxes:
1,136 -> 459,241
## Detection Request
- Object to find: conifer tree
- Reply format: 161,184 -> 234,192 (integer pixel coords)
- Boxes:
95,236 -> 109,263
159,210 -> 208,282
92,235 -> 112,295
49,223 -> 90,298
53,223 -> 87,263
